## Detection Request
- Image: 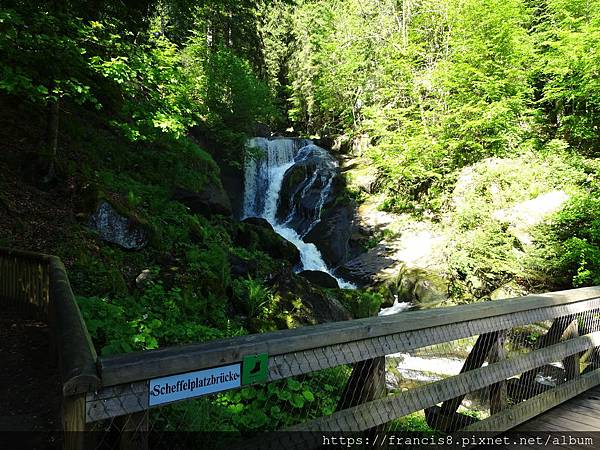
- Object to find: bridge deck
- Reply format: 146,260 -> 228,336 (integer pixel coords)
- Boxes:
516,384 -> 600,433
0,310 -> 61,445
490,384 -> 600,449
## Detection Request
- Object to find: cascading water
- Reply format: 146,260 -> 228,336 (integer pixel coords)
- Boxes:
243,137 -> 354,288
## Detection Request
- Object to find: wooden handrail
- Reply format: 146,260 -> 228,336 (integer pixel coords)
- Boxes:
99,286 -> 600,387
289,332 -> 600,432
0,247 -> 99,395
48,256 -> 99,395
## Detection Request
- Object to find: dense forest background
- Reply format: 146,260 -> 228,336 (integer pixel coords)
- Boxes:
1,0 -> 600,434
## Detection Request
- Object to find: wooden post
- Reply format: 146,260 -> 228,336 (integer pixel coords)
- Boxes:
63,393 -> 86,450
520,315 -> 576,387
440,331 -> 500,416
118,411 -> 149,450
426,331 -> 501,432
562,320 -> 580,380
488,331 -> 507,414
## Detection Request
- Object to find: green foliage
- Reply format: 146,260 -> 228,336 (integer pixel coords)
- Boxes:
232,277 -> 278,319
78,280 -> 246,356
531,191 -> 600,287
444,150 -> 597,297
215,366 -> 350,431
330,289 -> 384,319
151,364 -> 349,436
283,0 -> 536,209
534,0 -> 600,152
0,7 -> 97,106
0,0 -> 280,161
391,411 -> 437,434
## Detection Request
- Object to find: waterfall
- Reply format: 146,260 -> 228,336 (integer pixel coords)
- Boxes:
243,137 -> 354,289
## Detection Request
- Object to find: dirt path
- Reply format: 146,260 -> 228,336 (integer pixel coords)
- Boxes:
0,311 -> 62,448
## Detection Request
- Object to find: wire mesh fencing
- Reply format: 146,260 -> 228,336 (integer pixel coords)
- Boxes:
82,292 -> 600,450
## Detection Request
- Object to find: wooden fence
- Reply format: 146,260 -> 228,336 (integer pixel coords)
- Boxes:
3,247 -> 600,449
0,248 -> 99,450
88,285 -> 600,448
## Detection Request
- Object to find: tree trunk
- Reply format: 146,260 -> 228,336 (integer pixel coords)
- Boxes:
44,98 -> 60,183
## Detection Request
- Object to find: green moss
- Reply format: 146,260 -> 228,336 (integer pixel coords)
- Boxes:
328,289 -> 383,319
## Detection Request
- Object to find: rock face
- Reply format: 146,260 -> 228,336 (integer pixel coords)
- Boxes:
298,270 -> 340,289
275,144 -> 355,269
89,201 -> 148,250
304,204 -> 354,269
173,183 -> 232,217
337,244 -> 396,286
228,253 -> 258,277
242,217 -> 273,229
276,145 -> 338,236
235,218 -> 301,267
492,190 -> 569,246
490,280 -> 527,300
135,269 -> 153,288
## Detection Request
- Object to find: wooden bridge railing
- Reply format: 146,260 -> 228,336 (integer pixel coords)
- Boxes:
0,248 -> 99,449
87,285 -> 600,448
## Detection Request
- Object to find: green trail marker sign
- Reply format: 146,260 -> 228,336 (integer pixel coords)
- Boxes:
242,353 -> 269,385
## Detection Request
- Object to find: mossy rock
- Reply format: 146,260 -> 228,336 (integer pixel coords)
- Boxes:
236,218 -> 301,267
386,267 -> 449,309
490,280 -> 527,300
88,200 -> 150,250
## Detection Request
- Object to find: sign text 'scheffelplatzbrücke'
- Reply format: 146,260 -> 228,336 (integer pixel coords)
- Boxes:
149,363 -> 241,406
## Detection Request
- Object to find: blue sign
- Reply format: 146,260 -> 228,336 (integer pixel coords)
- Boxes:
149,363 -> 241,406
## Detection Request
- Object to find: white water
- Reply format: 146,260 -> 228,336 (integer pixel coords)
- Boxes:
243,137 -> 355,289
378,296 -> 411,316
389,353 -> 467,383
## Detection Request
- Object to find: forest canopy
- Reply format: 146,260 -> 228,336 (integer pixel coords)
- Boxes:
2,0 -> 600,331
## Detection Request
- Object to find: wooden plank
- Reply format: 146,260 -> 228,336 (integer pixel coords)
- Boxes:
336,357 -> 386,410
532,414 -> 599,431
489,331 -> 508,414
563,320 -> 581,380
425,405 -> 478,432
86,331 -> 600,423
118,411 -> 149,450
89,382 -> 147,401
462,368 -> 600,434
565,397 -> 600,411
287,333 -> 600,433
521,315 -> 577,387
545,409 -> 600,428
267,303 -> 597,382
100,295 -> 600,387
561,398 -> 600,417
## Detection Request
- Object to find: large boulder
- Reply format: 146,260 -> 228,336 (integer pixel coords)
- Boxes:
89,201 -> 148,250
236,218 -> 301,267
298,270 -> 340,289
228,253 -> 258,278
490,280 -> 527,300
268,271 -> 351,324
173,183 -> 232,217
242,217 -> 274,230
392,268 -> 449,309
